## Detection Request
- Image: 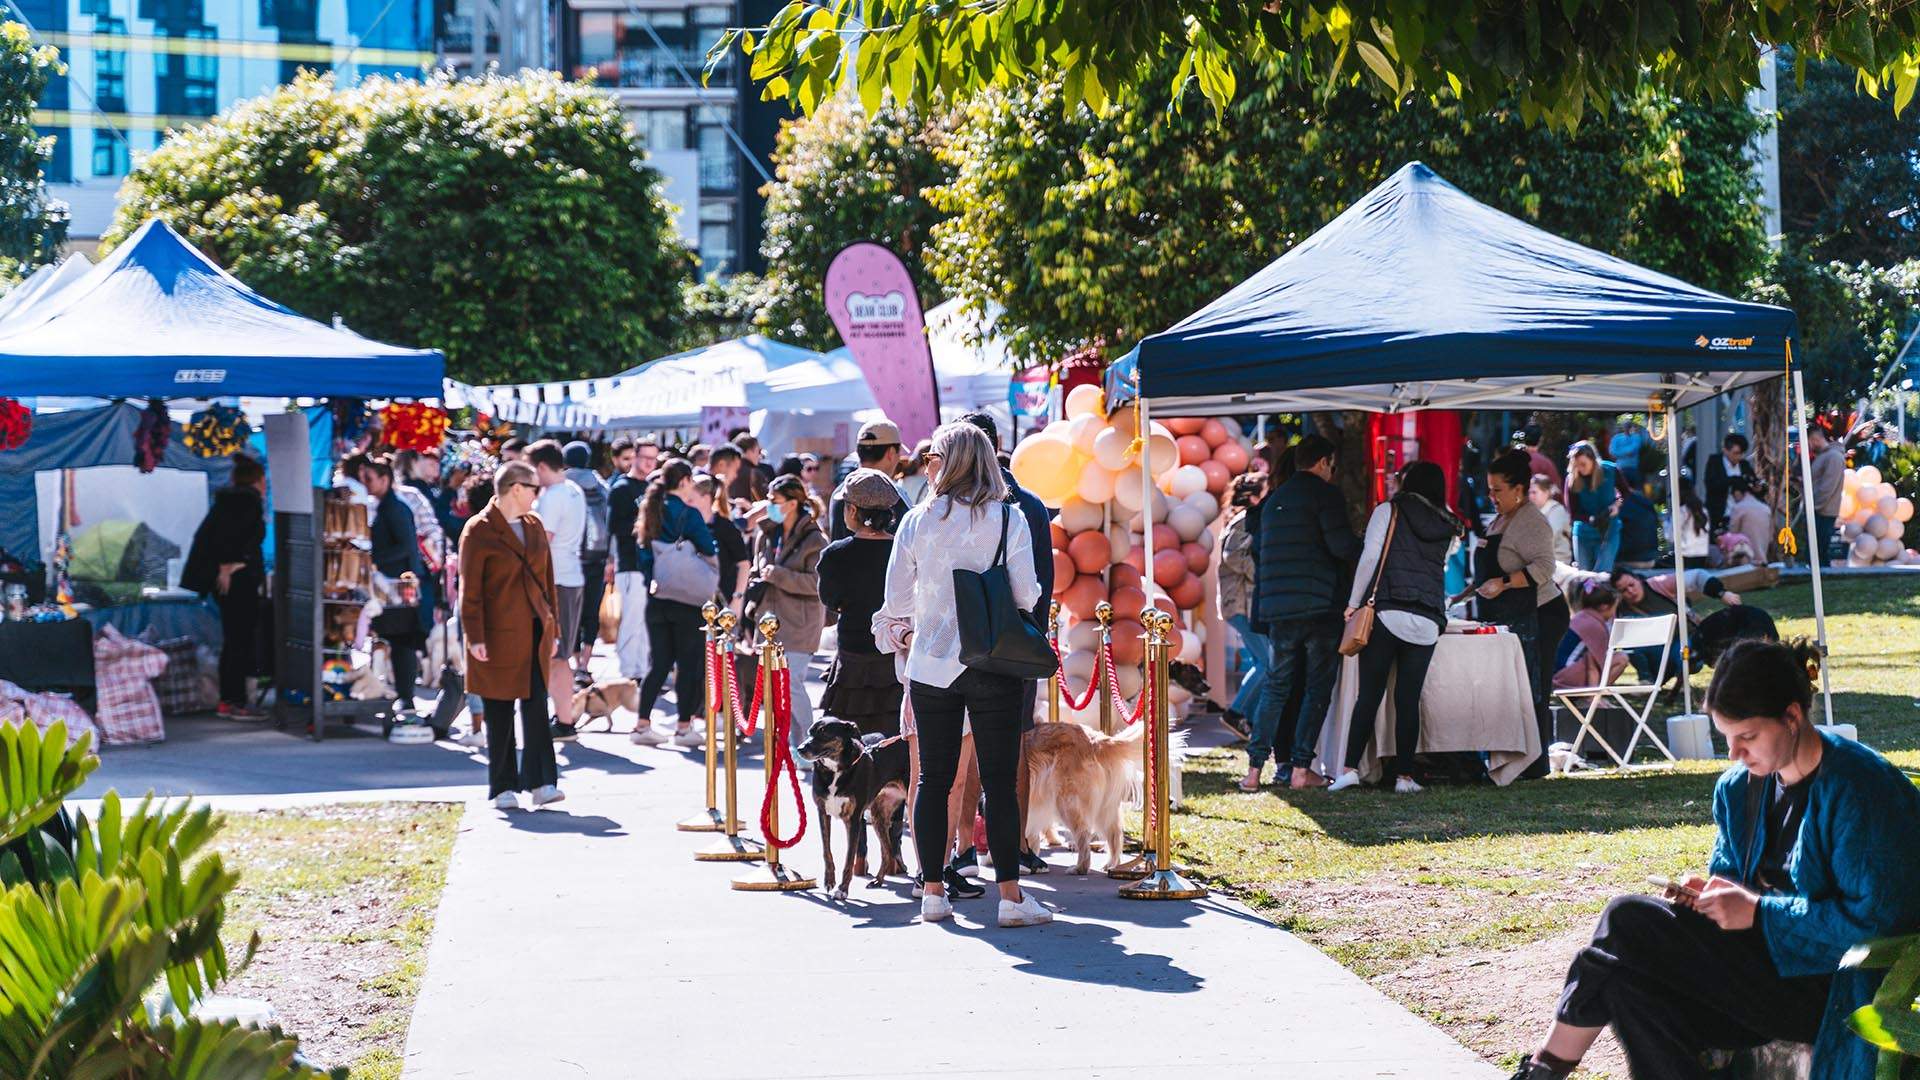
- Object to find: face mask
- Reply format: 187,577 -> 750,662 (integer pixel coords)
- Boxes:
768,502 -> 786,525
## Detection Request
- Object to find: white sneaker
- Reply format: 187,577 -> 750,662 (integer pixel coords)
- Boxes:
457,728 -> 487,749
672,726 -> 705,748
1327,770 -> 1364,792
531,784 -> 566,807
492,792 -> 519,811
1394,775 -> 1425,794
630,726 -> 668,746
998,891 -> 1054,928
920,893 -> 954,922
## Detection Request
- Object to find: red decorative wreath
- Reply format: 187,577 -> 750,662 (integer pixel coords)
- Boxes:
380,402 -> 449,454
0,397 -> 28,452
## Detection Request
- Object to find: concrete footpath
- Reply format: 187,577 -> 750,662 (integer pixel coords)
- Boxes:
401,728 -> 1498,1079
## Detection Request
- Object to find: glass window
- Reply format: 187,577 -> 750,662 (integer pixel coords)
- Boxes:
633,107 -> 687,151
91,128 -> 127,176
567,8 -> 730,88
695,108 -> 735,192
572,11 -> 614,81
93,15 -> 126,111
699,221 -> 736,273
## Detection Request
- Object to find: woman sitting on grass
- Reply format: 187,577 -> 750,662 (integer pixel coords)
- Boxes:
1510,638 -> 1920,1080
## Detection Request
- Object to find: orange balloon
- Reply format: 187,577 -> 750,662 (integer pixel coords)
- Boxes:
1068,529 -> 1112,575
1121,546 -> 1145,574
1110,620 -> 1146,665
1153,548 -> 1187,588
1049,522 -> 1069,551
1153,594 -> 1178,618
1164,417 -> 1206,436
1110,562 -> 1144,590
1169,573 -> 1205,611
1176,434 -> 1211,466
1200,419 -> 1231,448
1062,575 -> 1106,620
1213,442 -> 1250,473
1200,459 -> 1233,494
1181,541 -> 1210,575
1109,584 -> 1147,621
1052,549 -> 1076,592
1151,523 -> 1179,552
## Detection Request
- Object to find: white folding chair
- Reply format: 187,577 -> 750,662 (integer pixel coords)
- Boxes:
1552,613 -> 1678,768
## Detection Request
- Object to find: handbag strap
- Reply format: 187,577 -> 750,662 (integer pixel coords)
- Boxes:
992,503 -> 1012,569
1361,505 -> 1399,607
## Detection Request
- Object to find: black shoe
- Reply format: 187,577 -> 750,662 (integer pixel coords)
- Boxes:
1509,1055 -> 1572,1079
1018,849 -> 1049,875
1219,710 -> 1251,739
951,846 -> 981,879
549,722 -> 578,742
572,669 -> 593,689
941,866 -> 985,898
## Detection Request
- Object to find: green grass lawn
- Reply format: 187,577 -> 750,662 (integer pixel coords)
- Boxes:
1171,575 -> 1920,1074
214,802 -> 462,1079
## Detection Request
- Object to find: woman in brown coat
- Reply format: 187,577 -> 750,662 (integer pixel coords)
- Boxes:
744,474 -> 828,749
459,460 -> 565,810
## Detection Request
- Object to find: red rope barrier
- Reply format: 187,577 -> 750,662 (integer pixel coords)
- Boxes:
1139,663 -> 1158,837
719,647 -> 759,738
1105,640 -> 1150,726
758,663 -> 808,850
1053,641 -> 1103,712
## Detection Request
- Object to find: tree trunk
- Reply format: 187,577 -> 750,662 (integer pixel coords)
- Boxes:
1748,376 -> 1789,559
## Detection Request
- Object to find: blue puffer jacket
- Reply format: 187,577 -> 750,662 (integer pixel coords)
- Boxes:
1708,732 -> 1920,1080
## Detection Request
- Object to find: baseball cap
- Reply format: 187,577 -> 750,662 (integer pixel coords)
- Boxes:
843,468 -> 901,509
562,440 -> 592,468
857,420 -> 902,447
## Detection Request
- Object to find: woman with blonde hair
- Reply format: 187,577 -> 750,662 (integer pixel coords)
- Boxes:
877,422 -> 1050,928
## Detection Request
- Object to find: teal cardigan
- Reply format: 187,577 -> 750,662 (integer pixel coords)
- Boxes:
1707,732 -> 1920,1080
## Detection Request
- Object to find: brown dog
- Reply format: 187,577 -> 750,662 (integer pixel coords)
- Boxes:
571,679 -> 640,731
1022,720 -> 1145,874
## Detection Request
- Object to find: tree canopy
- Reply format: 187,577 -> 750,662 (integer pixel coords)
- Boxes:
1777,52 -> 1920,266
928,72 -> 1768,364
722,0 -> 1920,131
0,23 -> 67,283
106,71 -> 690,385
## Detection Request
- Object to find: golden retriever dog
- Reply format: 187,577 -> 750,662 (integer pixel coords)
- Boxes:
1023,720 -> 1145,874
571,678 -> 640,731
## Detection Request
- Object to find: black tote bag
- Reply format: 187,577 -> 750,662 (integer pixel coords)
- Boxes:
953,504 -> 1058,680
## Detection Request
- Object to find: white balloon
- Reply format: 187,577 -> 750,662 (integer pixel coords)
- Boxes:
1184,490 -> 1220,522
1062,648 -> 1097,692
1176,629 -> 1201,663
1857,482 -> 1883,505
1112,472 -> 1145,512
1854,534 -> 1879,558
1900,497 -> 1916,523
1106,522 -> 1133,562
1168,464 -> 1208,499
1854,504 -> 1879,527
1148,486 -> 1171,524
1890,518 -> 1906,542
1092,426 -> 1134,471
1842,522 -> 1860,541
1069,413 -> 1104,453
1167,682 -> 1193,706
1868,513 -> 1890,539
1858,464 -> 1883,486
1191,619 -> 1207,646
1059,496 -> 1104,534
1879,536 -> 1903,560
1066,619 -> 1100,652
1168,503 -> 1207,543
1848,552 -> 1871,567
1112,664 -> 1144,701
1196,526 -> 1216,552
1882,495 -> 1903,521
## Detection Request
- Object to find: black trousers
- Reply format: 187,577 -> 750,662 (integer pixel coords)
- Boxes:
911,668 -> 1023,883
214,570 -> 260,706
639,599 -> 705,726
483,637 -> 558,797
1556,895 -> 1829,1079
577,556 -> 607,653
1343,623 -> 1436,782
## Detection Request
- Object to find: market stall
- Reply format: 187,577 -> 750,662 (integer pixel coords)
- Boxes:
1099,161 -> 1814,760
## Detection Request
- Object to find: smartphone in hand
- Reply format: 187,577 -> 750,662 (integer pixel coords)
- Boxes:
1648,874 -> 1701,901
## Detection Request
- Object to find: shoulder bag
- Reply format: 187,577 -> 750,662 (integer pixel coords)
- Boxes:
650,507 -> 720,606
1339,506 -> 1398,657
954,504 -> 1058,679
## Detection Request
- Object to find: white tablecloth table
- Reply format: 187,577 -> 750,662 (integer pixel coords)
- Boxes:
1313,628 -> 1541,786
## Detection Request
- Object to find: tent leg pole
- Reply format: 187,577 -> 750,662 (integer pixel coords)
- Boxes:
1667,404 -> 1693,718
1791,365 -> 1835,727
1139,398 -> 1155,609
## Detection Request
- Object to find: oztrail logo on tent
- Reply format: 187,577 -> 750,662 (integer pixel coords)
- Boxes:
173,369 -> 228,384
1694,335 -> 1754,351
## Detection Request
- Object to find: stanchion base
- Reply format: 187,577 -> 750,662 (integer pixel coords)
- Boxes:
1105,853 -> 1154,881
1118,868 -> 1208,900
676,808 -> 729,832
731,863 -> 815,891
695,835 -> 765,862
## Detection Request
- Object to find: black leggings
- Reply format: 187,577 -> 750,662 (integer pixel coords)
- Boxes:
483,652 -> 557,797
215,571 -> 260,706
911,668 -> 1023,884
1556,895 -> 1829,1079
639,599 -> 706,726
1342,623 -> 1436,782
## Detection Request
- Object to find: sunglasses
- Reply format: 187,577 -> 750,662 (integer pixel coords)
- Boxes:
507,481 -> 538,493
802,465 -> 818,473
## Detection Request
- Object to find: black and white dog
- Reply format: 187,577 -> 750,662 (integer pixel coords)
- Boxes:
795,719 -> 909,901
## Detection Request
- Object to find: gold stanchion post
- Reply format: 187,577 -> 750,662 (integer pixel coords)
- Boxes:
1105,601 -> 1151,881
1046,600 -> 1062,724
678,602 -> 727,832
1120,610 -> 1206,901
696,609 -> 761,862
733,617 -> 815,892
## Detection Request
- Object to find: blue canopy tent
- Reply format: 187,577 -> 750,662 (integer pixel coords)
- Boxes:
1103,161 -> 1826,727
0,219 -> 443,399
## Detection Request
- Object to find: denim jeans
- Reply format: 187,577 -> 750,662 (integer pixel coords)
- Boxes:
1226,614 -> 1269,717
1573,518 -> 1621,572
1250,615 -> 1341,771
1813,514 -> 1836,566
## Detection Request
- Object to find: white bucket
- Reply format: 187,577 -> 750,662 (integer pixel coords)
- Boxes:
1665,713 -> 1716,760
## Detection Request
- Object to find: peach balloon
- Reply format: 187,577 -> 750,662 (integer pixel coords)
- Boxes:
1092,425 -> 1134,471
1181,541 -> 1210,574
1009,435 -> 1075,505
1068,530 -> 1112,574
1168,464 -> 1208,499
1061,575 -> 1106,620
1900,497 -> 1915,523
1212,441 -> 1250,473
1176,435 -> 1211,466
1153,548 -> 1187,588
1121,546 -> 1145,574
1110,563 -> 1144,591
1200,459 -> 1233,494
1059,495 -> 1103,534
1199,419 -> 1231,448
1109,585 -> 1147,620
1164,417 -> 1206,436
1052,550 -> 1076,592
1144,432 -> 1179,477
1858,464 -> 1884,486
1064,383 -> 1104,420
1169,573 -> 1205,610
1049,522 -> 1068,550
1069,413 -> 1103,453
1112,471 -> 1145,512
1110,621 -> 1146,666
1076,463 -> 1117,504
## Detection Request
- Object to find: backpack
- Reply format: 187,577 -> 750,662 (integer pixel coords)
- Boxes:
568,467 -> 611,558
